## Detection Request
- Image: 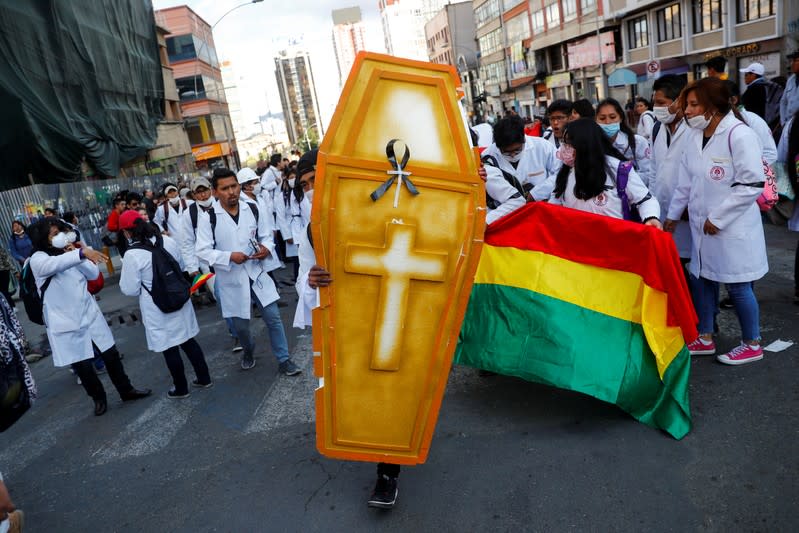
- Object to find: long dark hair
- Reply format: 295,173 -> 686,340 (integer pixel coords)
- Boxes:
281,170 -> 303,207
553,119 -> 628,200
26,217 -> 68,256
788,110 -> 799,191
597,98 -> 637,158
127,217 -> 159,245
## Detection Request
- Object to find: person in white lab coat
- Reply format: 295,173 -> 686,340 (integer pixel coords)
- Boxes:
119,211 -> 212,399
481,115 -> 561,202
634,97 -> 656,141
777,111 -> 799,305
549,119 -> 661,226
195,168 -> 300,375
596,98 -> 654,185
665,77 -> 768,366
274,167 -> 310,280
153,182 -> 192,240
725,80 -> 778,164
27,218 -> 151,416
650,74 -> 692,261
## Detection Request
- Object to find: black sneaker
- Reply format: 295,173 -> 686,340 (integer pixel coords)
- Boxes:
368,475 -> 398,509
719,297 -> 734,309
278,359 -> 302,376
231,338 -> 243,353
192,379 -> 214,389
241,355 -> 256,370
167,388 -> 190,399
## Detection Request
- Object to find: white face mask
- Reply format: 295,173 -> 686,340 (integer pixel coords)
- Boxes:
503,153 -> 522,164
305,189 -> 314,204
686,113 -> 713,130
51,232 -> 69,249
653,106 -> 676,125
197,198 -> 213,208
168,197 -> 180,206
288,178 -> 296,188
253,184 -> 262,195
66,231 -> 77,243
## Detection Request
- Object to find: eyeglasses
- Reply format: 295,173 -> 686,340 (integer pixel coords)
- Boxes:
549,115 -> 569,123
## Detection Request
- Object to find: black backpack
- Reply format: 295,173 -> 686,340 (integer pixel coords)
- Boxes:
19,262 -> 51,326
132,234 -> 190,313
481,154 -> 526,210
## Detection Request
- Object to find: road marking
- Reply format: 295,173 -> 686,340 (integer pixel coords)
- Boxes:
0,409 -> 83,476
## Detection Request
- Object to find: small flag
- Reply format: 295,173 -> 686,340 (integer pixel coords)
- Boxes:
190,272 -> 214,294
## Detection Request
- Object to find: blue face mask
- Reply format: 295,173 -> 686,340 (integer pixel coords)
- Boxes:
599,122 -> 620,138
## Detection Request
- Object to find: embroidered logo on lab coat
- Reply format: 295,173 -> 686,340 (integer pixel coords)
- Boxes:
709,165 -> 725,181
593,193 -> 608,206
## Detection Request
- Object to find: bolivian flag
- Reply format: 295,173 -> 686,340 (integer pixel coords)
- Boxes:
455,203 -> 698,439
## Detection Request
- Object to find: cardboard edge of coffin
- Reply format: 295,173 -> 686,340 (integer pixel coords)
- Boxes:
310,51 -> 486,465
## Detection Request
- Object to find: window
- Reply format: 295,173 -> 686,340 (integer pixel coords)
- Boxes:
505,12 -> 531,44
531,10 -> 545,33
627,15 -> 649,49
480,60 -> 506,85
563,0 -> 578,22
546,2 -> 560,27
478,28 -> 503,56
582,0 -> 597,13
175,75 -> 225,102
692,0 -> 722,33
503,0 -> 524,11
166,35 -> 196,62
549,46 -> 564,71
474,0 -> 500,28
656,4 -> 682,42
737,0 -> 775,22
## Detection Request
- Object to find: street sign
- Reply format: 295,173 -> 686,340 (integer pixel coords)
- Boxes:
646,60 -> 661,80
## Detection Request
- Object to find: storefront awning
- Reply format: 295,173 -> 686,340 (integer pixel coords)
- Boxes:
608,68 -> 638,87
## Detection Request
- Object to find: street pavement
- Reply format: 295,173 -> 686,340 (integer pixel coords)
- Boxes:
1,223 -> 798,532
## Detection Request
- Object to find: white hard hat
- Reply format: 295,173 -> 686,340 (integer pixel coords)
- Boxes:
236,167 -> 258,184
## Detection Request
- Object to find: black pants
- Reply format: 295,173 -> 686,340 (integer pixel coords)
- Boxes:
377,462 -> 401,479
71,344 -> 133,401
162,338 -> 210,394
0,270 -> 13,307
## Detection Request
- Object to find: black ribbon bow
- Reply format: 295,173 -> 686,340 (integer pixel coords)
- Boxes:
370,139 -> 420,206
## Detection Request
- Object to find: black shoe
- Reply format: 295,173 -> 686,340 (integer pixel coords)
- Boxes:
167,388 -> 190,399
94,398 -> 108,416
368,475 -> 398,509
719,297 -> 734,309
241,355 -> 256,370
192,379 -> 214,389
231,338 -> 243,353
278,359 -> 302,376
120,388 -> 152,402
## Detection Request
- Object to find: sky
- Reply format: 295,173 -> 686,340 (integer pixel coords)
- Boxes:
152,0 -> 387,137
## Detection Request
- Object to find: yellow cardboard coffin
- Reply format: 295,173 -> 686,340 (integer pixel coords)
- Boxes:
312,52 -> 485,465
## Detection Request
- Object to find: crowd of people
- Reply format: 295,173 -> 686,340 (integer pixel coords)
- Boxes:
2,51 -> 799,518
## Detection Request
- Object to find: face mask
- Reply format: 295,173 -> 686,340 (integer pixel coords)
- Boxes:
288,178 -> 296,188
653,106 -> 676,125
168,197 -> 180,206
51,232 -> 69,249
305,189 -> 314,204
599,122 -> 620,138
687,113 -> 712,130
197,198 -> 213,208
503,152 -> 522,164
556,145 -> 576,167
66,231 -> 77,244
253,184 -> 262,195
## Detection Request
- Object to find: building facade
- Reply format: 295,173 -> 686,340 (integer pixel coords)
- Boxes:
332,7 -> 368,86
274,48 -> 325,147
155,6 -> 238,170
380,0 -> 458,60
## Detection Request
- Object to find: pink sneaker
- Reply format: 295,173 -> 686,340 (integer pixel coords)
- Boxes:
716,342 -> 764,366
687,337 -> 716,355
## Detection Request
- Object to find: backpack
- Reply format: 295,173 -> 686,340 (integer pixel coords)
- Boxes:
481,154 -> 526,210
132,234 -> 191,313
19,262 -> 51,326
763,80 -> 784,128
614,161 -> 645,223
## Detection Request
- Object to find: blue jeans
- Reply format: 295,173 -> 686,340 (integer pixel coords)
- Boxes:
231,289 -> 290,363
690,275 -> 760,341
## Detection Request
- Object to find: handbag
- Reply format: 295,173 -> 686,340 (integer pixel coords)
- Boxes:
773,161 -> 795,200
727,124 -> 778,211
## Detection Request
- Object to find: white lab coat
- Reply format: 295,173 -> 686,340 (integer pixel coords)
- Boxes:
30,250 -> 114,367
636,111 -> 656,140
667,112 -> 768,283
650,120 -> 692,258
549,156 -> 660,221
485,165 -> 527,225
153,199 -> 193,238
293,222 -> 318,329
274,190 -> 310,257
120,235 -> 198,353
195,200 -> 279,319
613,131 -> 653,186
180,202 -> 213,273
777,118 -> 799,232
261,166 -> 281,215
481,135 -> 562,201
740,109 -> 777,165
780,74 -> 799,126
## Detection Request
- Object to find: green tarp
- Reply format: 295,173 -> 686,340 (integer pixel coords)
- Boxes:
0,0 -> 164,190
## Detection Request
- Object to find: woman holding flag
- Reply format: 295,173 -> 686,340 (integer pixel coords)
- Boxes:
118,210 -> 212,398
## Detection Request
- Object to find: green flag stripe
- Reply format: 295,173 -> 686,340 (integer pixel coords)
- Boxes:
455,284 -> 691,439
